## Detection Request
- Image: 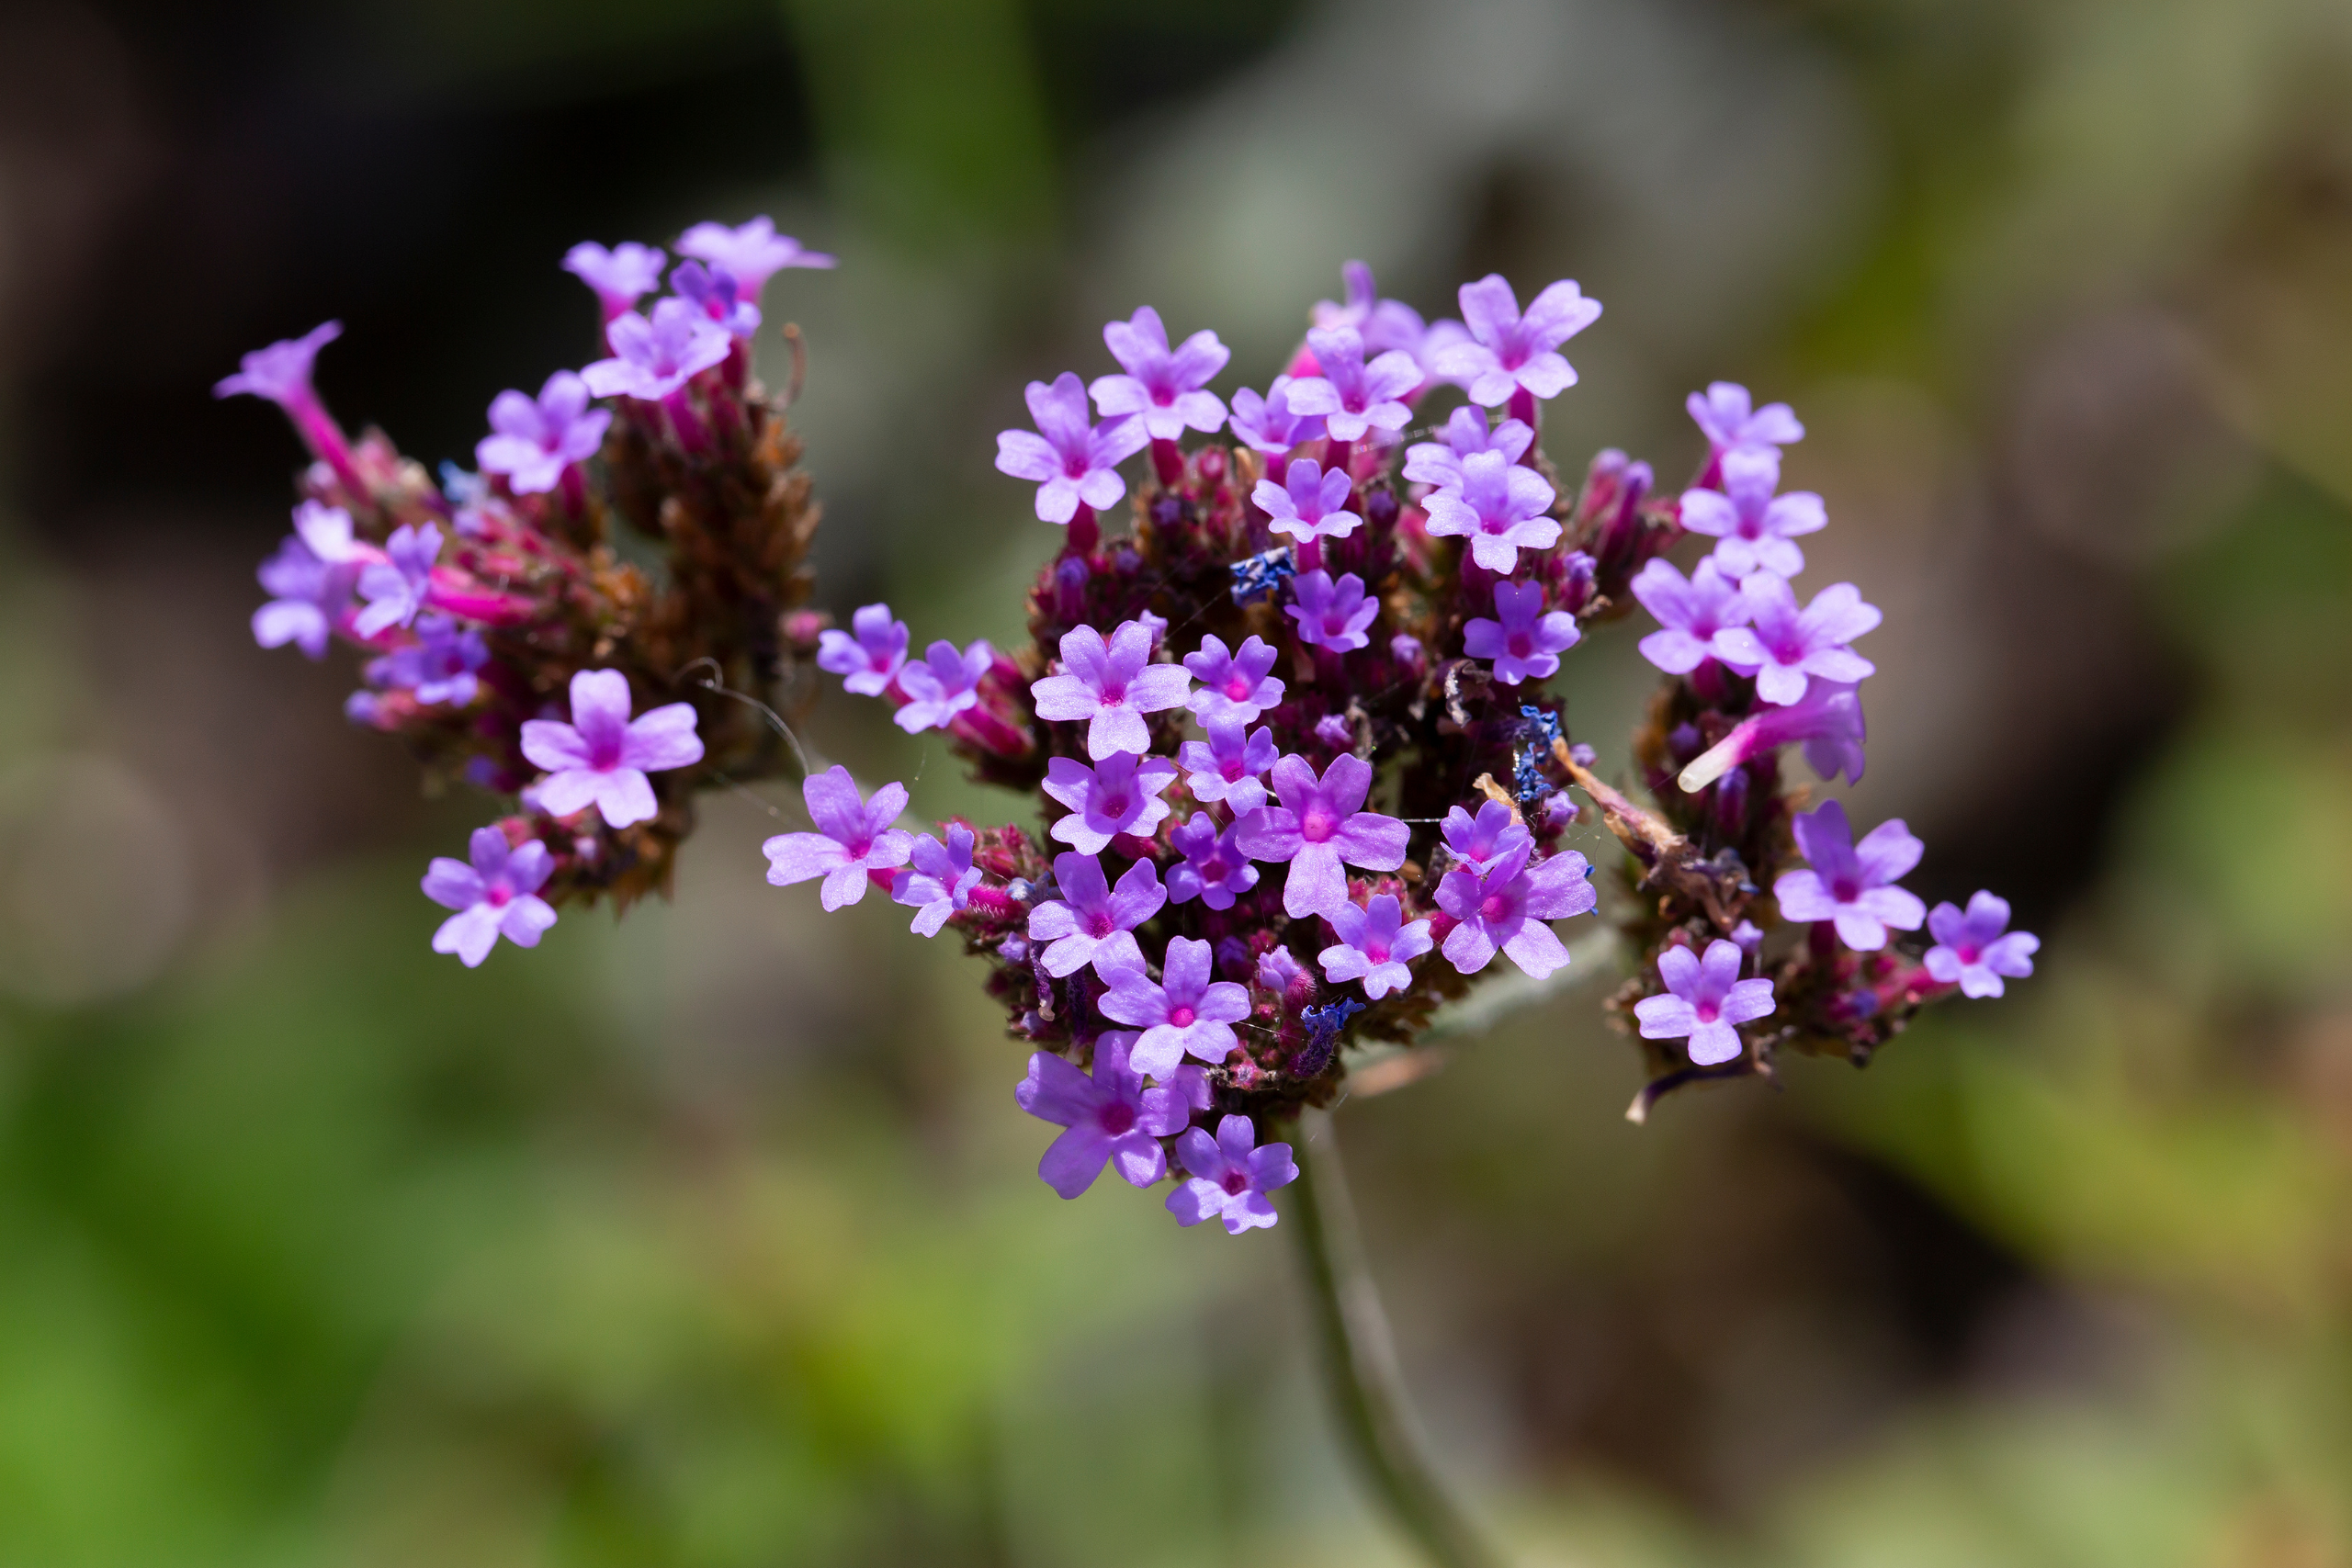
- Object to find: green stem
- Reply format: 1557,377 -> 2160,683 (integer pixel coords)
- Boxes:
1287,1110 -> 1507,1568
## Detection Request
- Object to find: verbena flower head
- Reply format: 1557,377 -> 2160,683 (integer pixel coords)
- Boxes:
995,372 -> 1148,525
674,216 -> 834,299
422,828 -> 559,967
1255,457 -> 1363,545
562,241 -> 666,319
1634,939 -> 1776,1066
1167,1115 -> 1297,1235
668,259 -> 762,339
1017,1034 -> 1199,1198
1631,557 -> 1752,675
763,766 -> 915,911
370,614 -> 487,705
1422,451 -> 1560,572
1402,405 -> 1533,490
1176,716 -> 1278,815
895,824 -> 981,937
1464,580 -> 1580,685
1687,381 -> 1804,460
1319,894 -> 1432,1000
355,523 -> 441,637
1182,634 -> 1284,726
1043,751 -> 1179,854
1712,574 -> 1880,706
1925,893 -> 2040,998
1235,753 -> 1408,919
1028,850 -> 1166,978
1226,377 -> 1328,456
1774,799 -> 1926,951
895,638 -> 993,732
817,603 -> 910,696
1436,838 -> 1595,978
1678,447 -> 1826,580
477,371 -> 611,495
1285,326 -> 1419,442
1030,620 -> 1192,759
1434,275 -> 1601,406
581,298 -> 732,400
1167,812 -> 1261,910
1102,936 -> 1254,1077
521,669 -> 706,829
1091,306 -> 1230,440
1284,570 -> 1379,652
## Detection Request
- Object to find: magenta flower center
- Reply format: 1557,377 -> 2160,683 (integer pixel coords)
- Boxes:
1830,875 -> 1861,903
1202,855 -> 1230,880
1100,681 -> 1127,705
1957,942 -> 1982,964
587,731 -> 625,770
845,834 -> 875,859
1507,632 -> 1532,659
1085,909 -> 1115,938
1364,940 -> 1390,964
1479,891 -> 1512,924
1695,999 -> 1720,1024
1101,793 -> 1131,818
487,884 -> 513,908
1169,1004 -> 1197,1028
1221,1169 -> 1250,1195
1220,760 -> 1247,782
1098,1100 -> 1136,1135
1224,675 -> 1252,699
1300,806 -> 1339,842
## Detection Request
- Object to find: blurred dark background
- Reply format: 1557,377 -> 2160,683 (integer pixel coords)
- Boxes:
1,0 -> 2349,1562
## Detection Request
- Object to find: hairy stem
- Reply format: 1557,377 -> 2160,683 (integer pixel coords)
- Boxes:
1288,1111 -> 1506,1568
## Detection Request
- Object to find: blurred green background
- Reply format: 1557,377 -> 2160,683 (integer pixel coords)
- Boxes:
2,0 -> 2350,1562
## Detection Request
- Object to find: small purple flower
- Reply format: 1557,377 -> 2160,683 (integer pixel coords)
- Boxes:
894,824 -> 982,937
1677,680 -> 1867,792
668,259 -> 762,339
369,615 -> 488,705
817,603 -> 911,696
1253,457 -> 1362,546
1234,753 -> 1409,919
1924,892 -> 2040,998
1101,936 -> 1253,1077
213,320 -> 341,409
1226,377 -> 1329,456
1028,851 -> 1167,978
1464,581 -> 1581,685
354,523 -> 441,637
1687,381 -> 1804,460
1631,558 -> 1753,675
762,765 -> 915,910
1284,327 -> 1419,443
476,371 -> 612,495
674,216 -> 833,299
1401,405 -> 1534,490
1773,799 -> 1925,952
422,827 -> 559,968
1634,939 -> 1777,1066
1313,714 -> 1354,750
995,372 -> 1150,525
1089,306 -> 1230,440
895,638 -> 994,732
1042,752 -> 1180,854
1182,634 -> 1285,727
1422,451 -> 1560,573
580,298 -> 732,401
1284,570 -> 1379,653
1167,1115 -> 1297,1235
1167,812 -> 1261,910
1176,716 -> 1278,815
1312,261 -> 1442,370
1030,620 -> 1193,760
1678,448 -> 1826,580
252,502 -> 364,659
1436,840 -> 1596,978
1016,1034 -> 1197,1198
562,241 -> 666,319
1432,275 -> 1602,407
1439,799 -> 1532,874
520,669 -> 706,829
1318,894 -> 1432,1000
1711,574 -> 1880,706
1256,946 -> 1310,998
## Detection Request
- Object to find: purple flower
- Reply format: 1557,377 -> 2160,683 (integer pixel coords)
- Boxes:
1028,850 -> 1167,978
354,523 -> 441,637
519,669 -> 706,829
1432,275 -> 1601,407
580,299 -> 731,400
1312,261 -> 1441,369
1464,581 -> 1581,685
668,259 -> 762,339
894,824 -> 982,937
476,371 -> 612,495
1773,799 -> 1925,951
1630,558 -> 1752,677
562,241 -> 666,319
1256,946 -> 1310,998
1234,753 -> 1409,919
370,615 -> 487,705
1634,940 -> 1776,1066
895,638 -> 994,732
1089,306 -> 1230,440
422,827 -> 559,968
1435,839 -> 1596,978
1677,680 -> 1867,792
1924,892 -> 2040,998
1043,752 -> 1180,854
1687,381 -> 1804,459
761,765 -> 915,910
1678,448 -> 1826,580
1711,574 -> 1880,706
1226,377 -> 1329,456
213,320 -> 341,409
1167,1115 -> 1297,1235
1439,799 -> 1532,873
1176,716 -> 1278,815
1167,812 -> 1261,910
1182,634 -> 1285,726
252,502 -> 364,659
1401,405 -> 1534,490
1101,936 -> 1253,1077
995,372 -> 1149,525
1422,451 -> 1560,573
1253,457 -> 1362,545
817,603 -> 910,696
1284,327 -> 1419,443
1016,1034 -> 1198,1198
1313,714 -> 1354,750
1030,620 -> 1193,760
1318,895 -> 1432,1000
674,216 -> 834,299
1284,570 -> 1379,653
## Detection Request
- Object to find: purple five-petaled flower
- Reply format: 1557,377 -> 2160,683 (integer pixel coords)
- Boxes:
1043,752 -> 1180,855
369,615 -> 487,705
519,669 -> 706,829
1677,679 -> 1867,792
895,638 -> 994,732
1422,451 -> 1561,573
1773,799 -> 1925,952
1167,812 -> 1261,910
674,216 -> 834,299
1030,620 -> 1193,760
1176,716 -> 1278,816
1464,581 -> 1581,685
1630,557 -> 1753,675
1226,377 -> 1329,456
1284,570 -> 1380,653
1433,274 -> 1601,407
1254,457 -> 1362,545
761,765 -> 915,911
1440,799 -> 1532,873
562,241 -> 667,320
1435,839 -> 1596,978
1679,447 -> 1826,580
1711,574 -> 1880,706
1101,935 -> 1253,1077
1028,851 -> 1167,979
1182,634 -> 1285,727
1924,892 -> 2039,998
1401,404 -> 1534,490
421,827 -> 559,968
1235,753 -> 1408,919
816,603 -> 910,696
1687,381 -> 1804,461
1090,306 -> 1230,441
894,824 -> 983,937
354,523 -> 441,637
1319,894 -> 1432,1000
1634,939 -> 1777,1066
580,298 -> 732,401
1167,1114 -> 1297,1235
1284,326 -> 1419,443
995,372 -> 1149,525
668,260 -> 762,339
1016,1034 -> 1201,1199
252,502 -> 364,659
476,371 -> 612,496
1312,260 -> 1445,367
